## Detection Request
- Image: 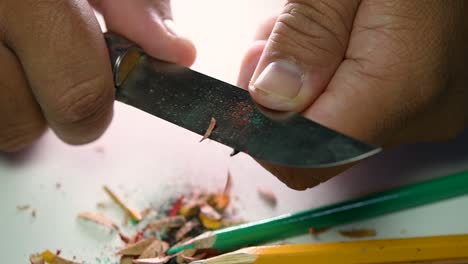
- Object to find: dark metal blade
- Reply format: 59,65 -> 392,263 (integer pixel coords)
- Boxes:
115,54 -> 380,168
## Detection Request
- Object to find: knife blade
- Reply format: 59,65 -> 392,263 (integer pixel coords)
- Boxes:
105,32 -> 381,168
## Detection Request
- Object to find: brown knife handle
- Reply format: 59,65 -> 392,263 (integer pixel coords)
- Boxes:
104,32 -> 142,87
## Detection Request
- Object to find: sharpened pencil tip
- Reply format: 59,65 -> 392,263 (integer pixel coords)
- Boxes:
167,244 -> 195,255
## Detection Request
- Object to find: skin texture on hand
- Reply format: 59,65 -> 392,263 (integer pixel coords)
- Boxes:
0,0 -> 195,152
238,0 -> 468,190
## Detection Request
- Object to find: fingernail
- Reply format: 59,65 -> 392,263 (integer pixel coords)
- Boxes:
250,60 -> 303,105
163,19 -> 180,36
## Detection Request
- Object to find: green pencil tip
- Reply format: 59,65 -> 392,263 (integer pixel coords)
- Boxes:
167,244 -> 195,255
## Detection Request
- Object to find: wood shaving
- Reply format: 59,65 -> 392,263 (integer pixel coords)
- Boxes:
16,204 -> 31,211
200,205 -> 222,221
103,185 -> 142,222
36,250 -> 80,264
133,256 -> 171,264
120,256 -> 135,264
210,193 -> 230,211
175,219 -> 200,242
146,216 -> 186,232
119,232 -> 132,244
29,253 -> 45,264
117,238 -> 156,256
200,117 -> 216,142
223,172 -> 233,195
257,188 -> 277,207
138,240 -> 169,259
175,249 -> 197,264
96,202 -> 109,209
339,228 -> 377,238
31,169 -> 242,264
141,208 -> 157,220
199,204 -> 222,230
169,195 -> 185,217
78,212 -> 119,231
179,200 -> 200,218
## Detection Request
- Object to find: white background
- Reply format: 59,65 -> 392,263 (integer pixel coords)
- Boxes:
1,0 -> 468,262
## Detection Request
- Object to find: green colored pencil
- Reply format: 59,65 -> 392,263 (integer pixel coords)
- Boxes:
167,170 -> 468,255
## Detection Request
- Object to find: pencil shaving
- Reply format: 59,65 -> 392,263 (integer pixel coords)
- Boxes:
200,117 -> 216,142
103,185 -> 142,222
175,249 -> 198,264
257,188 -> 277,207
16,204 -> 31,211
117,238 -> 156,256
120,256 -> 135,264
78,212 -> 119,231
38,250 -> 80,264
146,216 -> 186,232
132,256 -> 170,264
175,219 -> 200,242
29,253 -> 44,264
138,240 -> 169,259
224,172 -> 233,194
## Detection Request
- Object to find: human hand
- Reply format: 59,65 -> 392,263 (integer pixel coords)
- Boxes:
237,0 -> 468,190
0,0 -> 195,152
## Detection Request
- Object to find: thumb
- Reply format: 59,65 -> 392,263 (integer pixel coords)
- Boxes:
94,0 -> 196,66
249,0 -> 359,112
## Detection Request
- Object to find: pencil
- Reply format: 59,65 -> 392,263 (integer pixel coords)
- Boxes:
167,170 -> 468,254
191,234 -> 468,264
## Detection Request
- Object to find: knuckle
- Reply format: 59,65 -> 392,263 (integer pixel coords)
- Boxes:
270,0 -> 353,63
0,121 -> 45,152
51,74 -> 113,127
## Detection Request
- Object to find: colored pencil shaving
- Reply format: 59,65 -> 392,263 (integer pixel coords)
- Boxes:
78,212 -> 119,231
30,250 -> 80,264
191,234 -> 468,264
31,172 -> 242,264
200,117 -> 216,142
168,170 -> 468,254
103,185 -> 143,222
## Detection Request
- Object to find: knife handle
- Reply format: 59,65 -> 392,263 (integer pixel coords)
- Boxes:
104,32 -> 142,87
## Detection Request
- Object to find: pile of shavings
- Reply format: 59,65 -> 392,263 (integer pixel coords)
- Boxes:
30,173 -> 245,264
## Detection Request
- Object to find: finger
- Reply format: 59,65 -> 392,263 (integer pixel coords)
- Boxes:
4,0 -> 114,145
254,14 -> 278,41
248,0 -> 360,112
304,1 -> 452,145
97,0 -> 196,66
0,45 -> 45,152
237,15 -> 277,89
237,41 -> 266,89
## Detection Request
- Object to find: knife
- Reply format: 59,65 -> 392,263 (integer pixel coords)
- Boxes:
104,32 -> 381,168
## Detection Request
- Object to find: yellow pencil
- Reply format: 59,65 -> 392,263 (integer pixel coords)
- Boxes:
192,234 -> 468,264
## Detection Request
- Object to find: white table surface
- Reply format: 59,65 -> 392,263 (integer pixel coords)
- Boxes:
2,1 -> 468,263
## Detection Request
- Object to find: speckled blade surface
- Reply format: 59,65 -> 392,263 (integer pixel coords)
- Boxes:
114,53 -> 380,168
